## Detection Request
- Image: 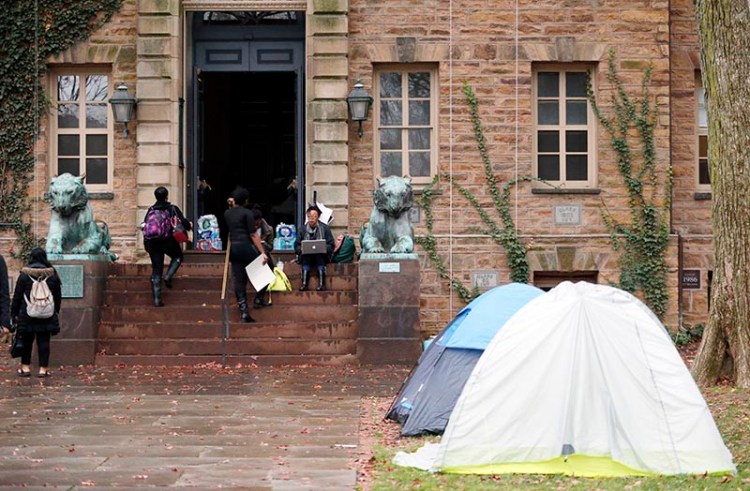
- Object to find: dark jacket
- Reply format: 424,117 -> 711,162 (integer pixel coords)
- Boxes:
143,200 -> 192,245
10,264 -> 62,335
295,221 -> 335,261
224,206 -> 260,265
0,255 -> 10,328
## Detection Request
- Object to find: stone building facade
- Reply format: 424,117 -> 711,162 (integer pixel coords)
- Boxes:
0,0 -> 713,335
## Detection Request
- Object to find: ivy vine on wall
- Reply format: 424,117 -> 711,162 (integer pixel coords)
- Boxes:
0,0 -> 122,257
416,82 -> 532,303
587,49 -> 672,319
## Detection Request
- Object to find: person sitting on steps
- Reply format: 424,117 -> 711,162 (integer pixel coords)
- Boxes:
295,205 -> 334,292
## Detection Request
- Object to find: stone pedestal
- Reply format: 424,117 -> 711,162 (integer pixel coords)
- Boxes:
357,255 -> 421,365
49,255 -> 112,366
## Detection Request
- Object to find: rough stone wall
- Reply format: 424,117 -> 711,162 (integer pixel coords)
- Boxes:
670,0 -> 712,327
348,0 -> 677,333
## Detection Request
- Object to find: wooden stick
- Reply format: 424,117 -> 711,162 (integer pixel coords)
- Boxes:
221,238 -> 231,301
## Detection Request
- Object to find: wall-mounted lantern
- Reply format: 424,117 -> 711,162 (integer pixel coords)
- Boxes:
108,82 -> 137,137
346,79 -> 373,138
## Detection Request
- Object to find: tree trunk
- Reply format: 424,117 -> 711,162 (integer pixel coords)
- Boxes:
691,0 -> 750,387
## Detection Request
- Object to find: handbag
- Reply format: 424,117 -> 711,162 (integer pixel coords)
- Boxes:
9,332 -> 25,358
268,267 -> 292,292
171,216 -> 190,243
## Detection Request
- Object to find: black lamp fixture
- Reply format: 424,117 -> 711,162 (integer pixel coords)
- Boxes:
346,78 -> 373,138
108,82 -> 137,137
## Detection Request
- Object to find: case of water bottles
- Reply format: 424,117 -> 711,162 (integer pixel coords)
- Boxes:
195,214 -> 222,251
273,223 -> 296,251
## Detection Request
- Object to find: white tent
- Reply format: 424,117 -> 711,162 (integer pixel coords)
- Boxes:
400,282 -> 735,477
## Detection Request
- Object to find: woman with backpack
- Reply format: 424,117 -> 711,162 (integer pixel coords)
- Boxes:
10,248 -> 62,378
143,186 -> 192,307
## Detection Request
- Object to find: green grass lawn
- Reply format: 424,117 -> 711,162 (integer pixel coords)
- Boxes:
367,386 -> 750,490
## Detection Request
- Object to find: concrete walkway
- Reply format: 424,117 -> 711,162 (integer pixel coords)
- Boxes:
0,360 -> 407,489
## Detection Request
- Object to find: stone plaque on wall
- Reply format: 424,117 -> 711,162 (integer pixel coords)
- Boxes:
55,264 -> 85,298
554,204 -> 581,225
472,270 -> 498,290
682,270 -> 701,290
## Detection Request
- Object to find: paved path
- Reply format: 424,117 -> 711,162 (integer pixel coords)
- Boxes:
0,361 -> 407,489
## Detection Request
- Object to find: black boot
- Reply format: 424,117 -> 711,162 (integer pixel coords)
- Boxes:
299,269 -> 309,291
236,291 -> 255,323
164,258 -> 182,289
316,268 -> 326,291
151,275 -> 164,307
254,288 -> 270,308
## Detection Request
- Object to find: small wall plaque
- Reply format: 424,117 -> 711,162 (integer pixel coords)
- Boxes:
408,207 -> 420,223
379,262 -> 401,273
472,270 -> 499,290
682,270 -> 701,290
554,204 -> 581,225
55,264 -> 85,298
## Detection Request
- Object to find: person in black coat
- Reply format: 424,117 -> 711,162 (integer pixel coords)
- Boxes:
224,187 -> 268,322
0,254 -> 11,337
295,205 -> 335,291
143,186 -> 192,307
10,248 -> 62,378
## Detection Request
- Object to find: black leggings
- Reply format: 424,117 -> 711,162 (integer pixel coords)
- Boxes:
19,332 -> 51,368
146,239 -> 183,277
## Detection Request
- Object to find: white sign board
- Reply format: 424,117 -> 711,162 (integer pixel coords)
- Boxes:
379,262 -> 401,273
554,204 -> 581,225
472,270 -> 499,290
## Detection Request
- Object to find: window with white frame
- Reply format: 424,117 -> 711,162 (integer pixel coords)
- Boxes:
374,65 -> 437,184
50,70 -> 112,189
533,66 -> 596,187
696,76 -> 710,188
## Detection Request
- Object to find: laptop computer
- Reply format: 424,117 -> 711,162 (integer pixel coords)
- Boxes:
301,239 -> 327,255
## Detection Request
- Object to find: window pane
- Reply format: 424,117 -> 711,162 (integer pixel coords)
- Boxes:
566,131 -> 588,152
538,155 -> 560,180
537,131 -> 559,152
380,129 -> 402,150
380,101 -> 403,126
699,159 -> 710,185
380,72 -> 402,98
58,158 -> 79,176
408,72 -> 430,98
409,152 -> 430,177
566,155 -> 588,180
409,128 -> 430,150
58,135 -> 79,156
538,101 -> 559,124
86,135 -> 107,156
58,75 -> 79,101
86,158 -> 108,184
566,72 -> 588,97
566,101 -> 587,124
698,89 -> 707,127
409,100 -> 430,125
381,152 -> 402,177
86,103 -> 107,128
699,135 -> 708,158
537,72 -> 559,97
85,75 -> 108,101
57,104 -> 79,128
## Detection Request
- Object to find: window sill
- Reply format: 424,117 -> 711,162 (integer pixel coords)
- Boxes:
694,192 -> 712,201
88,192 -> 115,200
531,188 -> 601,195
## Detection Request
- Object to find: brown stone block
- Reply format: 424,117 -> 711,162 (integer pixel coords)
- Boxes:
358,306 -> 420,339
50,339 -> 97,367
357,339 -> 422,365
58,307 -> 98,339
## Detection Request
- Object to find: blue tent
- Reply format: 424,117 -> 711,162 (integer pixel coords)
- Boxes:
386,283 -> 544,436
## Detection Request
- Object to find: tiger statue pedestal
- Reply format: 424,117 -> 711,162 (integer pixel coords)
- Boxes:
44,173 -> 114,366
357,176 -> 421,365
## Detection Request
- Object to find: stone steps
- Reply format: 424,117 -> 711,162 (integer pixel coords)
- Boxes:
95,259 -> 360,366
